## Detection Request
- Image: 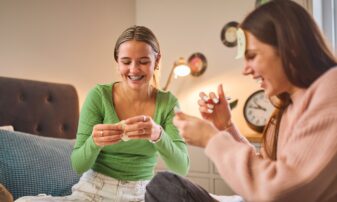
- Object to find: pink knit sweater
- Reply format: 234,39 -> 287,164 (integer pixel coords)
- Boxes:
205,67 -> 337,202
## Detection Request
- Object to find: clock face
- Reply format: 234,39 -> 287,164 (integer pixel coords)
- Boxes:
243,90 -> 274,133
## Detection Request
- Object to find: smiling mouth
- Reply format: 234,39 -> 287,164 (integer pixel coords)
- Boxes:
255,77 -> 264,85
128,75 -> 145,81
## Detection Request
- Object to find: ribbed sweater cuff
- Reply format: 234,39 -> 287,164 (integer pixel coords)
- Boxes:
205,131 -> 232,158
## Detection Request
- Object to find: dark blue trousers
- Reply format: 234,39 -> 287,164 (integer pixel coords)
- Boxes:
145,171 -> 217,202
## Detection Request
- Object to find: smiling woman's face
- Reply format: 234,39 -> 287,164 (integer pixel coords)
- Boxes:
117,40 -> 157,90
242,31 -> 295,97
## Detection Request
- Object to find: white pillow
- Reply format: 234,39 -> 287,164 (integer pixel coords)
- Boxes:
0,125 -> 14,131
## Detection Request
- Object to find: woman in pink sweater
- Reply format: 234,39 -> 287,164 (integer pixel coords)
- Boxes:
145,0 -> 337,201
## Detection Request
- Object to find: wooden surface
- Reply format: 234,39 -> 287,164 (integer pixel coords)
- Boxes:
244,133 -> 263,143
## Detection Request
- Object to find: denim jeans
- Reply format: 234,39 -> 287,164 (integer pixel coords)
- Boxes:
16,170 -> 149,202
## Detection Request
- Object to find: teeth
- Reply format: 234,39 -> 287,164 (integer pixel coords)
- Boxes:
129,75 -> 143,81
256,78 -> 263,85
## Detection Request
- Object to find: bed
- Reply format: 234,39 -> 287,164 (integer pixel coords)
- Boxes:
0,76 -> 81,200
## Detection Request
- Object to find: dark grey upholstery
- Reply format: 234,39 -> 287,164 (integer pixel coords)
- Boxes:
0,76 -> 79,139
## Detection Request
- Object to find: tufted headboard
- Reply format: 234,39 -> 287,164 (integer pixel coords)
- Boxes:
0,76 -> 79,139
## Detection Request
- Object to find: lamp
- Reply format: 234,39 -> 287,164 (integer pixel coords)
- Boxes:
163,57 -> 190,91
163,53 -> 208,91
162,54 -> 239,110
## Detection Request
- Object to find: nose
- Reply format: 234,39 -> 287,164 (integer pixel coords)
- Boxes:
242,61 -> 253,76
129,62 -> 141,72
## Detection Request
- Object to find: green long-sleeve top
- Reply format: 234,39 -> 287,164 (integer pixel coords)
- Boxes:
71,83 -> 189,180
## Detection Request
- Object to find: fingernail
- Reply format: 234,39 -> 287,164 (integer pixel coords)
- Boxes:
202,96 -> 209,102
212,98 -> 219,104
207,104 -> 214,109
207,109 -> 213,113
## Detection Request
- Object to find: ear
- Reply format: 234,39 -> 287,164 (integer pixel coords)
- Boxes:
155,53 -> 161,69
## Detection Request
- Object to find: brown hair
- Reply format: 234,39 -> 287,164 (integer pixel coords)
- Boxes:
240,0 -> 337,160
114,25 -> 161,88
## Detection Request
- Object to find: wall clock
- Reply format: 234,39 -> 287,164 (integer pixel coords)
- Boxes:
220,21 -> 239,47
243,90 -> 274,133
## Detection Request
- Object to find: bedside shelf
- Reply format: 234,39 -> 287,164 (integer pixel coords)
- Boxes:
244,133 -> 263,143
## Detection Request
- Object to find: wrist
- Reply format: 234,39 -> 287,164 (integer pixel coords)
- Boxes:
219,119 -> 233,131
224,120 -> 233,130
149,126 -> 163,144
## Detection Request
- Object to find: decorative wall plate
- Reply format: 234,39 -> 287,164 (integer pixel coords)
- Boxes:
187,52 -> 207,77
255,0 -> 270,8
220,21 -> 239,48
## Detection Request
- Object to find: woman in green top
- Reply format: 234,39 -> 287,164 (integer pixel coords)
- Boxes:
16,26 -> 189,202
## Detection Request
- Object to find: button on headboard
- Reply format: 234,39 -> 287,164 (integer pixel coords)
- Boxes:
0,77 -> 79,139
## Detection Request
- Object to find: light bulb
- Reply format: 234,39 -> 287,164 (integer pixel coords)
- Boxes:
174,64 -> 191,77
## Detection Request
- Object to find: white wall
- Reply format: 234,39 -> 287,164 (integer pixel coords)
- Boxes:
136,0 -> 259,135
0,0 -> 135,105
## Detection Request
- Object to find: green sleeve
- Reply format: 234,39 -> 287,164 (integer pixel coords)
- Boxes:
154,92 -> 190,176
71,86 -> 103,174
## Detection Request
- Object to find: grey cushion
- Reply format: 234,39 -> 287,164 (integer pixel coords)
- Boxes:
0,130 -> 80,200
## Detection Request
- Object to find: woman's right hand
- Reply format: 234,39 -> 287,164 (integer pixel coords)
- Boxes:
198,84 -> 232,130
92,123 -> 124,147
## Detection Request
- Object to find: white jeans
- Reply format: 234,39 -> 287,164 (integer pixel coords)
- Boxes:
16,170 -> 150,202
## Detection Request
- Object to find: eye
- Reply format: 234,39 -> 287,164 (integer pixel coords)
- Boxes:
245,53 -> 256,61
120,60 -> 131,65
139,59 -> 150,65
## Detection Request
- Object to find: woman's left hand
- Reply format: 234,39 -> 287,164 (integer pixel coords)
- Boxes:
173,111 -> 219,148
198,84 -> 232,130
124,115 -> 161,142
